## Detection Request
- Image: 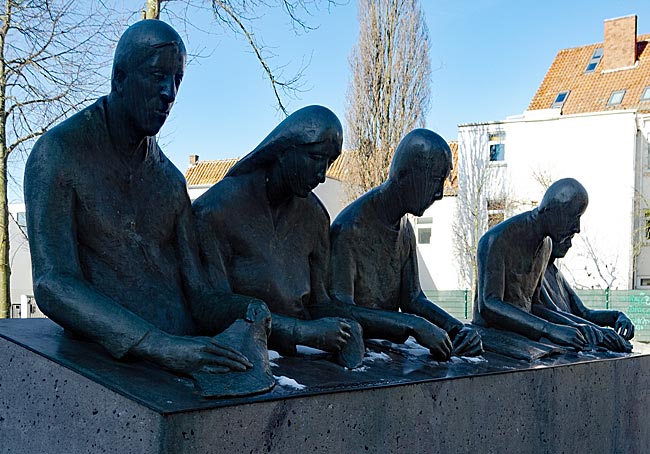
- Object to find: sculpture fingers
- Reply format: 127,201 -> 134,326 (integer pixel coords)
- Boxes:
452,331 -> 475,354
201,351 -> 250,372
461,341 -> 484,357
206,340 -> 252,368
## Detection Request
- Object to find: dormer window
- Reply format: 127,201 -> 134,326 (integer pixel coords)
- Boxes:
607,89 -> 626,106
585,48 -> 603,73
641,86 -> 650,102
552,90 -> 570,109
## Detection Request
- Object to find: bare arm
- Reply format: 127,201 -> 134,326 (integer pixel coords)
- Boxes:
477,235 -> 554,339
185,200 -> 261,334
400,226 -> 463,335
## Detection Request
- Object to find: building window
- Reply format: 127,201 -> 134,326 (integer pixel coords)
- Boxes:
16,212 -> 27,230
416,217 -> 433,224
488,132 -> 506,162
551,90 -> 570,109
645,209 -> 650,240
417,228 -> 431,244
585,48 -> 603,73
641,86 -> 650,102
608,89 -> 626,106
488,199 -> 506,229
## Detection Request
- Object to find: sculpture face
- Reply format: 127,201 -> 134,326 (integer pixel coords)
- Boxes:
405,159 -> 451,217
547,200 -> 586,244
119,44 -> 185,137
279,140 -> 340,198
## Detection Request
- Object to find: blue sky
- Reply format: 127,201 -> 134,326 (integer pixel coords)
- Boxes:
12,0 -> 650,203
154,0 -> 650,172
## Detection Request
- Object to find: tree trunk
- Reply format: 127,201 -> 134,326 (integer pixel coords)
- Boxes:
0,155 -> 10,318
144,0 -> 160,20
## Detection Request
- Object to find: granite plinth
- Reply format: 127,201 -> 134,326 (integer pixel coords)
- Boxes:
1,319 -> 649,453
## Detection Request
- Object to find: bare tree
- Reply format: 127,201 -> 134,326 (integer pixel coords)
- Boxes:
578,233 -> 620,290
345,0 -> 431,198
0,1 -> 119,317
453,125 -> 492,294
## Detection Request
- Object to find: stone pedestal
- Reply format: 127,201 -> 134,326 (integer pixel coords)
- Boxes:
1,319 -> 648,454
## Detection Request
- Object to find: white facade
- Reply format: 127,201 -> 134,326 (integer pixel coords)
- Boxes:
458,108 -> 648,290
8,203 -> 34,306
412,196 -> 459,290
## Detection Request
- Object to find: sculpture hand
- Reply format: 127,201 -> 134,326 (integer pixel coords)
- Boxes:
410,318 -> 452,361
451,326 -> 483,357
614,313 -> 635,340
245,301 -> 272,335
133,330 -> 253,375
575,324 -> 603,348
599,327 -> 632,352
295,317 -> 353,352
543,324 -> 587,350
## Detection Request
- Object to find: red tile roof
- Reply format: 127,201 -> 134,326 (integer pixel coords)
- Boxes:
528,33 -> 650,115
185,152 -> 357,186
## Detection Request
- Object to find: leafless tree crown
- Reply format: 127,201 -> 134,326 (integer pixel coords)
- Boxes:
345,0 -> 431,198
0,0 -> 121,316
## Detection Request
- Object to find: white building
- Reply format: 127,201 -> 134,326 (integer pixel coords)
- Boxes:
458,15 -> 650,290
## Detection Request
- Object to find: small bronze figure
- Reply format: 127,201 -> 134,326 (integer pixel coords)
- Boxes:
473,178 -> 591,350
193,105 -> 364,367
329,129 -> 482,360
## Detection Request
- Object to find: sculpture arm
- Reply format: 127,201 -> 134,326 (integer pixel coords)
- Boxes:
563,281 -> 619,327
25,138 -> 155,358
327,222 -> 425,340
399,230 -> 463,336
476,236 -> 549,340
328,222 -> 358,306
327,221 -> 452,356
179,200 -> 263,335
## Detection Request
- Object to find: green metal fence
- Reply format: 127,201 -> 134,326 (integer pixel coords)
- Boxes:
425,289 -> 650,343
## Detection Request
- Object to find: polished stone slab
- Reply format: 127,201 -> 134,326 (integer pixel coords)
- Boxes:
1,319 -> 649,453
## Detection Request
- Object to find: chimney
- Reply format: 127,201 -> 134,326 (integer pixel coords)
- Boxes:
189,154 -> 199,165
603,15 -> 637,70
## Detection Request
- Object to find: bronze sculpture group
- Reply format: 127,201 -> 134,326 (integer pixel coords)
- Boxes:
24,21 -> 635,397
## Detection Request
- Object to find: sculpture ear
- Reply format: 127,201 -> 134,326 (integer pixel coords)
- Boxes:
112,68 -> 126,94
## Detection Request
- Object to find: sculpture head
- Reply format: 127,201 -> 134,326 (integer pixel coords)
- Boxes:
387,129 -> 452,216
538,178 -> 588,244
228,105 -> 343,198
110,20 -> 186,137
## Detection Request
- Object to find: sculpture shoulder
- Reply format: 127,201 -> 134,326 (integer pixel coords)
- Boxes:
478,211 -> 530,252
28,99 -> 105,172
192,176 -> 248,226
331,194 -> 372,242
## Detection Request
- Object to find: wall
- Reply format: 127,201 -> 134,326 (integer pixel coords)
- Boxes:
414,196 -> 459,290
459,110 -> 639,289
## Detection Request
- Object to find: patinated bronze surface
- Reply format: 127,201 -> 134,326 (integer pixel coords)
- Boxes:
329,129 -> 482,360
538,237 -> 633,352
24,20 -> 273,397
473,178 -> 594,351
193,105 -> 364,368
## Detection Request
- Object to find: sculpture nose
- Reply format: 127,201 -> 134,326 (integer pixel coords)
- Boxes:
317,164 -> 327,183
160,75 -> 177,103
